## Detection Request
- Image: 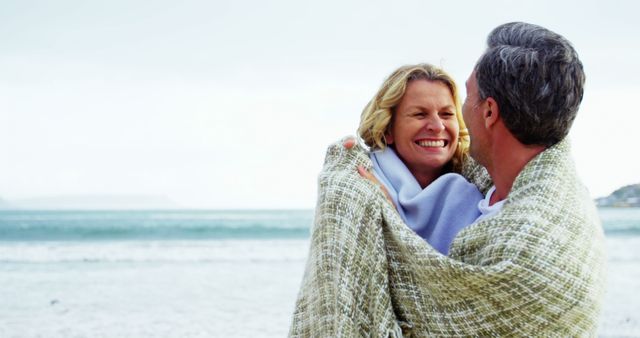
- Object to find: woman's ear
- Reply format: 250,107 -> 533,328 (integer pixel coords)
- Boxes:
384,132 -> 394,145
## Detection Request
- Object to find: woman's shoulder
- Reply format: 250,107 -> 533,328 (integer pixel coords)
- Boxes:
321,138 -> 373,171
318,139 -> 383,204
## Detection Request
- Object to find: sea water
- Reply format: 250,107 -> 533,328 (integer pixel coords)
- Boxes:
0,210 -> 312,338
0,208 -> 638,337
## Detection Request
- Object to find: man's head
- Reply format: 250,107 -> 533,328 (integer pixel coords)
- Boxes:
470,22 -> 585,148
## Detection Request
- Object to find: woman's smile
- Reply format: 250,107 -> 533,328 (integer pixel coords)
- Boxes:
415,139 -> 448,148
386,79 -> 459,187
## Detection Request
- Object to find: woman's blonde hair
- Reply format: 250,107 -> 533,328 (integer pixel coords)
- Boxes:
357,63 -> 469,173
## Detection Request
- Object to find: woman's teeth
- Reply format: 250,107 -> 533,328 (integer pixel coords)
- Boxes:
416,140 -> 445,147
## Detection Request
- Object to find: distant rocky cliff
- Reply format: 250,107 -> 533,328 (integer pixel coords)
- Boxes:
596,184 -> 640,207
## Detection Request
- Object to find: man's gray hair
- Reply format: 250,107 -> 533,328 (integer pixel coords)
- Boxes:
475,22 -> 585,147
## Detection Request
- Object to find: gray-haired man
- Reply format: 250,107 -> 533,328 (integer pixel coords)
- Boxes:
290,22 -> 605,337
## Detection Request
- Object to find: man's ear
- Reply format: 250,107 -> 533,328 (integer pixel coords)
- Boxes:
483,97 -> 500,129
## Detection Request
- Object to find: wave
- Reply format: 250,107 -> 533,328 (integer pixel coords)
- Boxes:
1,208 -> 638,241
0,239 -> 311,263
597,207 -> 640,236
0,210 -> 313,241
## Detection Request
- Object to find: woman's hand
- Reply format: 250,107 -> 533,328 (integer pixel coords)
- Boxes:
342,137 -> 356,149
342,136 -> 395,207
357,165 -> 396,208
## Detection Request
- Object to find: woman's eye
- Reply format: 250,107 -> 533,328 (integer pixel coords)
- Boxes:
440,111 -> 455,118
413,112 -> 426,118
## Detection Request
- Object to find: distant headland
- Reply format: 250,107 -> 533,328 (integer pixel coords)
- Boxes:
596,184 -> 640,208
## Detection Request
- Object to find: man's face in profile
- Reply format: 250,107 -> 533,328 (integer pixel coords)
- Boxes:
461,71 -> 489,167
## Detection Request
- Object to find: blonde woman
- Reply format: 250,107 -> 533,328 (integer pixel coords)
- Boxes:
290,63 -> 491,336
352,64 -> 492,254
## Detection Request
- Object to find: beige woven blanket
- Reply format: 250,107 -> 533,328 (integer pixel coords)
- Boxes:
289,140 -> 606,337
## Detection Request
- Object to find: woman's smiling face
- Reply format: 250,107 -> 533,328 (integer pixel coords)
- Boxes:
386,79 -> 459,187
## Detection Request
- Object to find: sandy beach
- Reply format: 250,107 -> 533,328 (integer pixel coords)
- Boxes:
0,236 -> 638,337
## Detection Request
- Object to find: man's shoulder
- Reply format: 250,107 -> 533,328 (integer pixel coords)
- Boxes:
452,140 -> 603,261
509,140 -> 587,205
499,140 -> 602,247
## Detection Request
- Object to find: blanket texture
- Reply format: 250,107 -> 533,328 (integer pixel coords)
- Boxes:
289,140 -> 606,337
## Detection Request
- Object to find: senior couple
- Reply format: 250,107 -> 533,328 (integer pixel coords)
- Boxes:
289,22 -> 606,337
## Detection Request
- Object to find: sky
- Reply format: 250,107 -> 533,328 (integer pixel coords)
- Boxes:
1,0 -> 638,209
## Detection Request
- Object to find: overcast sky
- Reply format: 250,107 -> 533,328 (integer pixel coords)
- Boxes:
1,0 -> 638,208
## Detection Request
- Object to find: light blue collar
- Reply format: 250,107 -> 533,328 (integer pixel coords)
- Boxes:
370,147 -> 483,255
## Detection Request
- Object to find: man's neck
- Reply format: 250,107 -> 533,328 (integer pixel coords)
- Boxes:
487,129 -> 545,206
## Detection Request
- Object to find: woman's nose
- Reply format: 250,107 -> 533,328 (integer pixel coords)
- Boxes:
426,117 -> 445,132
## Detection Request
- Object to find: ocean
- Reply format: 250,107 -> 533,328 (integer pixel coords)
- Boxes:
0,208 -> 638,337
0,209 -> 313,241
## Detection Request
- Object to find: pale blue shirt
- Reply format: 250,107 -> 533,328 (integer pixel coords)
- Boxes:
370,148 -> 484,255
